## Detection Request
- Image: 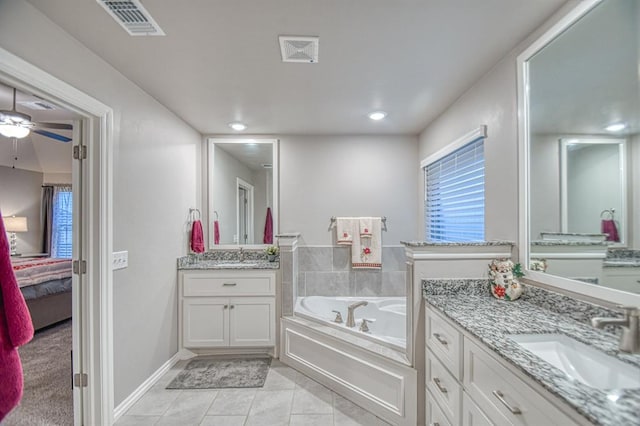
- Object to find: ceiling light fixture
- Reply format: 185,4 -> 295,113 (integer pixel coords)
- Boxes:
229,122 -> 247,131
0,88 -> 32,139
368,111 -> 387,121
605,123 -> 626,132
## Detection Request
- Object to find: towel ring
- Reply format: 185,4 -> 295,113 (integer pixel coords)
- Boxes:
600,208 -> 615,219
213,210 -> 219,220
189,208 -> 201,222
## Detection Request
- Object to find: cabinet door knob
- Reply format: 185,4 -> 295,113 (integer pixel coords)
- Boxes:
492,390 -> 522,415
230,305 -> 235,309
433,333 -> 448,346
223,305 -> 228,309
433,377 -> 448,394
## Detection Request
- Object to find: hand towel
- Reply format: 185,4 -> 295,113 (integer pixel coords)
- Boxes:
213,220 -> 220,245
359,217 -> 373,238
601,219 -> 620,242
263,207 -> 273,244
352,217 -> 382,269
336,217 -> 356,245
0,212 -> 34,421
190,220 -> 205,253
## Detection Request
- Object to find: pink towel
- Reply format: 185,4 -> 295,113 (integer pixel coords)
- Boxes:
0,212 -> 34,421
263,208 -> 273,244
213,220 -> 220,245
601,219 -> 620,242
190,220 -> 205,253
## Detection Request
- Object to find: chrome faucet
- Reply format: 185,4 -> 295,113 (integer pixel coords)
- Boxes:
592,306 -> 639,354
346,301 -> 368,328
238,247 -> 245,262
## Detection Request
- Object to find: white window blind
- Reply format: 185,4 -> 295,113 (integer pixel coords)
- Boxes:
51,188 -> 73,258
424,137 -> 485,242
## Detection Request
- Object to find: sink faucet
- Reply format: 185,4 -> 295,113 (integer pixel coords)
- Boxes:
346,301 -> 368,328
238,247 -> 245,263
592,306 -> 639,354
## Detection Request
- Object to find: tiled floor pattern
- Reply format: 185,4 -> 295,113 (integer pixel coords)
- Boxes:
116,359 -> 392,426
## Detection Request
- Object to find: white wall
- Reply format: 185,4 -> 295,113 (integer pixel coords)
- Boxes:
0,0 -> 202,405
0,165 -> 43,254
279,135 -> 418,245
529,134 -> 561,239
417,2 -> 579,252
43,172 -> 72,185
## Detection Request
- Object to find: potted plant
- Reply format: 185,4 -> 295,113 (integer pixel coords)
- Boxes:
264,245 -> 279,262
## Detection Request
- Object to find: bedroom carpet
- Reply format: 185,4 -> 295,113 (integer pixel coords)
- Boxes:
167,356 -> 272,389
3,320 -> 73,426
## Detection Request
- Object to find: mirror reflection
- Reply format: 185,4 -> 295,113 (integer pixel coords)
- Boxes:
208,139 -> 277,247
527,0 -> 639,294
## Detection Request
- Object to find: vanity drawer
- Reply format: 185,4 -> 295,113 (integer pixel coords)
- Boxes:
182,272 -> 275,297
463,337 -> 578,426
426,389 -> 453,426
426,308 -> 463,379
426,348 -> 461,426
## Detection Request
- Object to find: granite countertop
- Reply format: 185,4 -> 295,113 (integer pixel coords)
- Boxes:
531,240 -> 609,246
603,259 -> 640,268
401,240 -> 514,247
178,260 -> 279,270
423,282 -> 640,426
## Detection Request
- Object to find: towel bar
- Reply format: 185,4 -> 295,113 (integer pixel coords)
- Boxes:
328,216 -> 387,232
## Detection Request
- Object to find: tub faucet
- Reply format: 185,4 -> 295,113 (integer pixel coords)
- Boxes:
591,306 -> 639,354
346,301 -> 368,328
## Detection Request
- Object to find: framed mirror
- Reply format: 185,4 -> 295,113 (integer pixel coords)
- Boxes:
207,138 -> 279,248
518,0 -> 640,304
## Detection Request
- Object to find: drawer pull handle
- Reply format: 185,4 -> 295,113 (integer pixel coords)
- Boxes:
433,377 -> 448,394
492,390 -> 522,415
429,423 -> 440,426
223,282 -> 237,286
433,333 -> 448,346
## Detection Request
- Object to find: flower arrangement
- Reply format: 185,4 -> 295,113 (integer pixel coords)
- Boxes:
264,245 -> 279,256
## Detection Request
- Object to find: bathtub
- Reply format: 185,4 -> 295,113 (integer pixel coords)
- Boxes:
281,295 -> 416,426
294,296 -> 406,350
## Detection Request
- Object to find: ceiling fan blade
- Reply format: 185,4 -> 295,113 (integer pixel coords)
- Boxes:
32,129 -> 72,142
34,122 -> 73,130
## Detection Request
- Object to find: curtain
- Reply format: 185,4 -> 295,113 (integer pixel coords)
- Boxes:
41,185 -> 54,254
51,185 -> 73,258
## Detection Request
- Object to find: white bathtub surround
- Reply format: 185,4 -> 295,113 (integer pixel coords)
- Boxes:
280,316 -> 417,426
276,233 -> 301,316
295,296 -> 406,351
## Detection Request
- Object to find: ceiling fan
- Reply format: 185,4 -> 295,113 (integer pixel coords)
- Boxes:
0,88 -> 72,142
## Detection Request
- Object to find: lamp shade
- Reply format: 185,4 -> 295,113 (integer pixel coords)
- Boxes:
4,216 -> 28,232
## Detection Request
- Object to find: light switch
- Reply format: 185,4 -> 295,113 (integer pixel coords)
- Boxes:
113,251 -> 128,270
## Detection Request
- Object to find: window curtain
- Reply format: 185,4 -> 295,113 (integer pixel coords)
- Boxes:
51,185 -> 73,258
41,185 -> 54,254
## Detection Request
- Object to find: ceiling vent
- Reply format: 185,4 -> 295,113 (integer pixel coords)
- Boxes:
279,36 -> 319,63
97,0 -> 165,36
18,100 -> 57,111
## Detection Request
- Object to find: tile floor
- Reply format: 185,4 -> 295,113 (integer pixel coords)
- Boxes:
115,358 -> 391,426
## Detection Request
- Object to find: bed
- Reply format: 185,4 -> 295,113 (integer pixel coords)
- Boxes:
11,257 -> 73,330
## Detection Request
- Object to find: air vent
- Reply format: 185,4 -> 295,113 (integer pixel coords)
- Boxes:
18,100 -> 57,111
97,0 -> 165,36
279,36 -> 319,63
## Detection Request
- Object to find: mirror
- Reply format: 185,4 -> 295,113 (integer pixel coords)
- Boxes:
519,0 -> 640,303
207,138 -> 278,248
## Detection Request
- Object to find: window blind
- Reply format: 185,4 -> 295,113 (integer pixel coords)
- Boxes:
424,137 -> 485,242
51,188 -> 73,258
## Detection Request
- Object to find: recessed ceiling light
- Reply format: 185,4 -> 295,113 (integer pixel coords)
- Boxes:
229,122 -> 247,131
605,122 -> 626,132
368,111 -> 387,121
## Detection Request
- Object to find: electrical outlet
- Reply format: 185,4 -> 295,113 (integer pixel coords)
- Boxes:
113,251 -> 128,270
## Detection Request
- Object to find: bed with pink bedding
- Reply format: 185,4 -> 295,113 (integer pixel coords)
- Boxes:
11,257 -> 72,330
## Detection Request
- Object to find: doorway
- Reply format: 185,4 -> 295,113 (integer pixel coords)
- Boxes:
237,178 -> 254,244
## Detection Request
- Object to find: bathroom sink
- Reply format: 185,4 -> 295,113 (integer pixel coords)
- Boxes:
509,334 -> 640,390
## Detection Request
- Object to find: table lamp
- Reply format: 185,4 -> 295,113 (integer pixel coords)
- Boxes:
4,216 -> 28,256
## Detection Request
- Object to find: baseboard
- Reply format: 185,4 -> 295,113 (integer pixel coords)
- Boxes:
113,351 -> 184,421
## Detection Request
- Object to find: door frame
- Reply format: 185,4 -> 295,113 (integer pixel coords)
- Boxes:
236,177 -> 254,244
0,48 -> 114,425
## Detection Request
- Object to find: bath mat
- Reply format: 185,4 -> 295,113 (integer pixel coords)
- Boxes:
166,357 -> 271,389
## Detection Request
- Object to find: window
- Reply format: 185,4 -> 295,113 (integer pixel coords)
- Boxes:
51,187 -> 73,258
423,130 -> 485,242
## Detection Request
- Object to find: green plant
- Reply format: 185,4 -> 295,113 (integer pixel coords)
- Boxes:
264,245 -> 279,256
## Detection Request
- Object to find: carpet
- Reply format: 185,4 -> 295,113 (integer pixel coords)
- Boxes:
3,320 -> 73,426
167,356 -> 272,389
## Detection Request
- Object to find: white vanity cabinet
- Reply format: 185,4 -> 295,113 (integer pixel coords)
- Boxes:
179,270 -> 276,350
425,307 -> 581,426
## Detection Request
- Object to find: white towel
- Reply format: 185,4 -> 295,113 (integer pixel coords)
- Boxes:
353,217 -> 382,269
336,217 -> 356,245
359,217 -> 373,238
